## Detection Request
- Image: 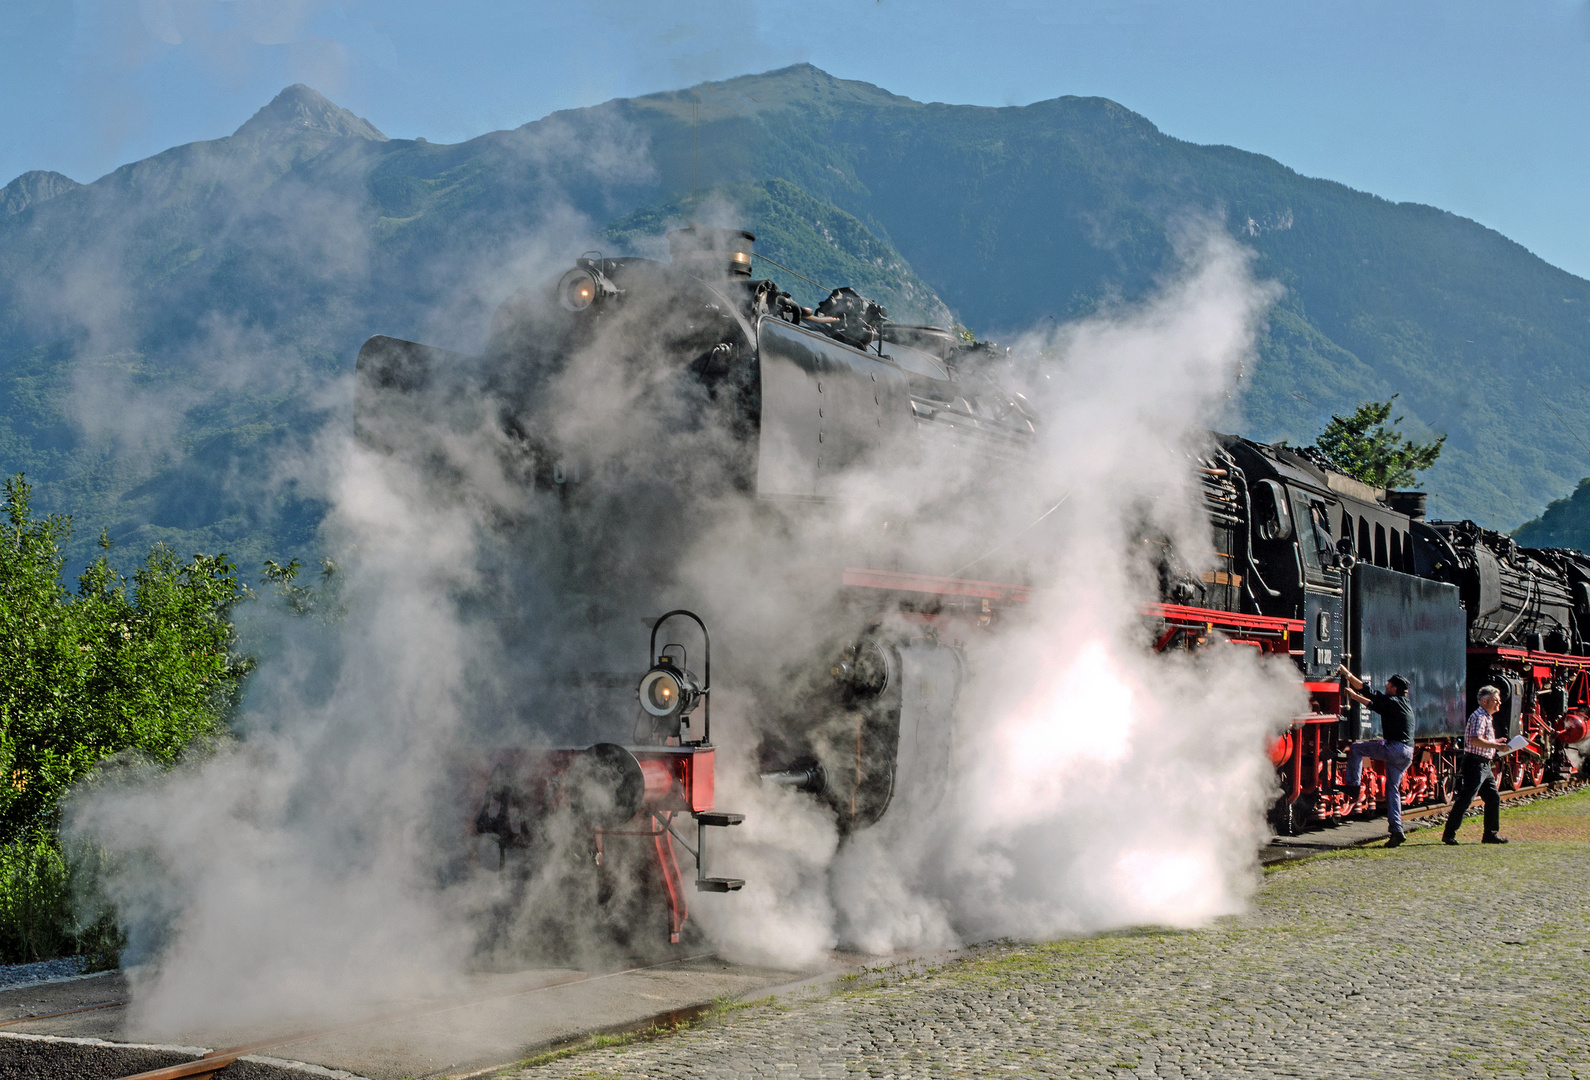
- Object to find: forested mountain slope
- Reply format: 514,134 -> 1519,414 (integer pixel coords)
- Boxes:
2,66 -> 1586,567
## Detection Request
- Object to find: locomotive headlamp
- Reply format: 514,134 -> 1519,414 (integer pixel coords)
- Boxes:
558,268 -> 599,311
642,610 -> 712,745
666,226 -> 756,278
638,661 -> 702,721
557,261 -> 619,312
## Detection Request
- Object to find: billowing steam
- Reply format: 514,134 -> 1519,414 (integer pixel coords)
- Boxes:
695,226 -> 1299,962
63,193 -> 1298,1038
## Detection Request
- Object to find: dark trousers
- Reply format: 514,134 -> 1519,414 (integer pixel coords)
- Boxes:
1444,754 -> 1500,838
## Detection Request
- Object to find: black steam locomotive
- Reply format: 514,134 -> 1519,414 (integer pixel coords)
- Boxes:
356,224 -> 1590,947
1187,439 -> 1590,834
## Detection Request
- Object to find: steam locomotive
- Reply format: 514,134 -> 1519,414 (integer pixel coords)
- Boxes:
1187,439 -> 1590,835
355,225 -> 1590,948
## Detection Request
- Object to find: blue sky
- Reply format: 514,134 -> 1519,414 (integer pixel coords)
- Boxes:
4,1 -> 1589,278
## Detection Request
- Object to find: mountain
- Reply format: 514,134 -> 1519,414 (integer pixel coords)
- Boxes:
2,66 -> 1587,571
233,84 -> 389,143
1,172 -> 81,216
1514,479 -> 1590,550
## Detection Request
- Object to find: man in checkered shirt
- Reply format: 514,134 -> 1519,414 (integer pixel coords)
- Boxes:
1442,685 -> 1511,844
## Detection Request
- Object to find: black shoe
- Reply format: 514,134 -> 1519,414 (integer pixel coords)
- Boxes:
1441,834 -> 1459,846
1482,834 -> 1510,844
1386,832 -> 1405,848
1336,784 -> 1361,798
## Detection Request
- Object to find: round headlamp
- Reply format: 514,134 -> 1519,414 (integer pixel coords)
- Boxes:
638,662 -> 701,721
558,268 -> 599,311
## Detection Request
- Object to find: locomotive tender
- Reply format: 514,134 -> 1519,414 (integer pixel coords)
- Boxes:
355,224 -> 1590,946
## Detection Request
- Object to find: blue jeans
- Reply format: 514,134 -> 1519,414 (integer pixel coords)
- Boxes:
1347,740 -> 1415,834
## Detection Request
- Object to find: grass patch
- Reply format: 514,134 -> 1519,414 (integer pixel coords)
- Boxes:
1441,785 -> 1590,842
1503,786 -> 1590,818
504,994 -> 756,1072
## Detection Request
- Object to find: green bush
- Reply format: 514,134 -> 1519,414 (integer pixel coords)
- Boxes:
0,834 -> 69,963
0,474 -> 249,962
0,834 -> 125,966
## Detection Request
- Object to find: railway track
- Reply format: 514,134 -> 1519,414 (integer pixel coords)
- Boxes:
1400,777 -> 1585,823
114,967 -> 596,1080
0,996 -> 127,1028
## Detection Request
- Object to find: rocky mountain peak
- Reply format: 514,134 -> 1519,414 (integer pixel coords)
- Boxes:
1,171 -> 82,215
233,85 -> 388,143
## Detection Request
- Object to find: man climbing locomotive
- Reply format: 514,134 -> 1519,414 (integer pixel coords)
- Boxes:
1336,667 -> 1415,847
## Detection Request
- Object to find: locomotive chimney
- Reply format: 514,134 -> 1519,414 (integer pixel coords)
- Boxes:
668,225 -> 755,278
1385,490 -> 1427,521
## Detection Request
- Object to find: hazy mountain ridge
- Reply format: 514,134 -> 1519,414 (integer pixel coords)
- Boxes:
2,66 -> 1587,569
1515,479 -> 1590,549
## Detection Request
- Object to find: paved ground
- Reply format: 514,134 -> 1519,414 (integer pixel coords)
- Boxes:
509,790 -> 1590,1079
0,956 -> 809,1079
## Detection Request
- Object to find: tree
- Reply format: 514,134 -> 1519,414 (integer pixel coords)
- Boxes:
261,556 -> 343,621
0,475 -> 249,843
1311,397 -> 1445,489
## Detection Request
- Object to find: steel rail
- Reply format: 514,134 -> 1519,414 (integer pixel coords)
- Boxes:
1400,779 -> 1583,823
0,997 -> 127,1027
112,952 -> 714,1080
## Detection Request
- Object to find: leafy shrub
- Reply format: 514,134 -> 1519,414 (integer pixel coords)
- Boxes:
0,474 -> 249,961
0,833 -> 69,963
0,834 -> 126,966
0,475 -> 249,842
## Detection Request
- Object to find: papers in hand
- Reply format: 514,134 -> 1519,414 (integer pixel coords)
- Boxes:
1500,734 -> 1530,755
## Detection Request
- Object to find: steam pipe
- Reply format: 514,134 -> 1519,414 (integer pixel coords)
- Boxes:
759,766 -> 826,793
652,610 -> 710,744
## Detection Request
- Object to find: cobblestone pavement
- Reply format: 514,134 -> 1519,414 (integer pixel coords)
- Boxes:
506,790 -> 1590,1079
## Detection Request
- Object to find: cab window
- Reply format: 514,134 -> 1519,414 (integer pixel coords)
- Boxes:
1290,493 -> 1335,577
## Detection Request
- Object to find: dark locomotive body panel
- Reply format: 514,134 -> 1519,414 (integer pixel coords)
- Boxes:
355,230 -> 1036,857
1349,565 -> 1467,740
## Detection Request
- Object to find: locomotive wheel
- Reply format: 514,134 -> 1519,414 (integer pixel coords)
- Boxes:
1269,796 -> 1300,837
1267,798 -> 1287,836
1434,752 -> 1456,804
1290,794 -> 1316,835
1271,796 -> 1310,836
1502,758 -> 1524,792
